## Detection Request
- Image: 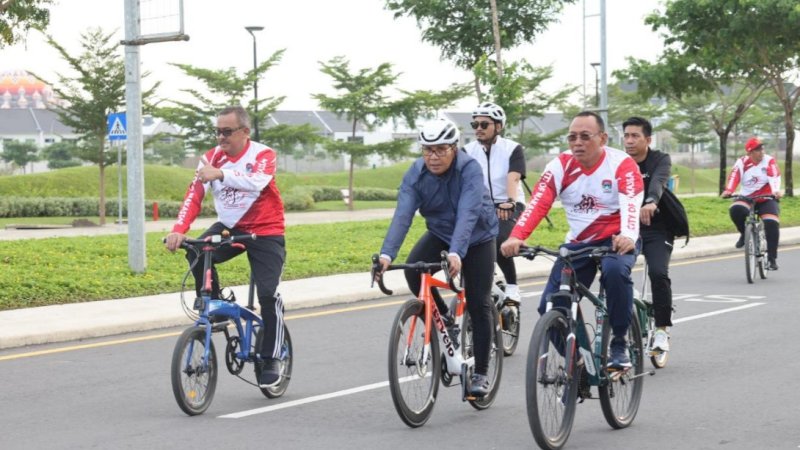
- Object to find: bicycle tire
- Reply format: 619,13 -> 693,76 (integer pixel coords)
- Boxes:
599,312 -> 644,429
171,327 -> 218,416
744,222 -> 756,284
525,309 -> 577,450
388,299 -> 440,428
255,325 -> 293,398
467,302 -> 504,410
757,222 -> 768,280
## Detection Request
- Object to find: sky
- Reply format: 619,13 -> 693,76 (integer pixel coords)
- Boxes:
1,0 -> 666,112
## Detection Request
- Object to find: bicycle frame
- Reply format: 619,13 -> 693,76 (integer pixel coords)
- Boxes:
415,272 -> 472,377
183,235 -> 264,372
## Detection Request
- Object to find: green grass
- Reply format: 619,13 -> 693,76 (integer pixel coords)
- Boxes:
1,196 -> 798,311
0,163 -> 412,201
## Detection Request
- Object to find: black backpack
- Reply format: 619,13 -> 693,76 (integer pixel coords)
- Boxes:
658,187 -> 690,245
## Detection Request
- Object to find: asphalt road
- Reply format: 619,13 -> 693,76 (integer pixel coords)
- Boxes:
1,248 -> 798,450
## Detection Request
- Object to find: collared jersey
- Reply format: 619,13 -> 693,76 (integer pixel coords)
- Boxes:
511,146 -> 644,244
462,136 -> 526,203
172,140 -> 285,236
725,154 -> 781,200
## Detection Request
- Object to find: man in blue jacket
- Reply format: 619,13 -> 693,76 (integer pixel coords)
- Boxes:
376,118 -> 499,396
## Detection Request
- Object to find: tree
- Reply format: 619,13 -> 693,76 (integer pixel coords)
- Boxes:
35,27 -> 156,224
385,0 -> 576,99
144,137 -> 185,166
155,50 -> 319,157
662,94 -> 715,193
0,0 -> 52,47
0,140 -> 38,173
313,56 -> 470,210
645,0 -> 800,196
616,52 -> 767,194
42,140 -> 81,169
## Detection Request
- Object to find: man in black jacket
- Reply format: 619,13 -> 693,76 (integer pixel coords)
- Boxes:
623,117 -> 673,353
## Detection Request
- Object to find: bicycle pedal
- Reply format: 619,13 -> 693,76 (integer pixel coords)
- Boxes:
465,395 -> 478,401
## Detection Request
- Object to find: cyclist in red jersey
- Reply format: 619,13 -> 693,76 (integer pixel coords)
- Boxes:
165,105 -> 287,387
501,111 -> 643,369
721,136 -> 782,270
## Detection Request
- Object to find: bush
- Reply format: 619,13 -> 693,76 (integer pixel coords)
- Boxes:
0,196 -> 216,218
282,192 -> 314,211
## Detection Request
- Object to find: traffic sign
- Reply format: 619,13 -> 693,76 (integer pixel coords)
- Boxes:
107,112 -> 127,141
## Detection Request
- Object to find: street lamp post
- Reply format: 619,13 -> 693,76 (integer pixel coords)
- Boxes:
245,26 -> 264,142
590,62 -> 600,109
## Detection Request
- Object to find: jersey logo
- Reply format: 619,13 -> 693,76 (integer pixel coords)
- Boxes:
601,179 -> 612,193
574,194 -> 601,214
246,163 -> 254,174
220,186 -> 242,207
745,175 -> 760,187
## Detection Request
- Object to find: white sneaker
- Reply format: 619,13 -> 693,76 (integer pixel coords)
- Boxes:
652,329 -> 670,352
505,284 -> 521,303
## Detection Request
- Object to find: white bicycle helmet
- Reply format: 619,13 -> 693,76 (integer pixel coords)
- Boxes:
418,118 -> 460,146
472,102 -> 506,126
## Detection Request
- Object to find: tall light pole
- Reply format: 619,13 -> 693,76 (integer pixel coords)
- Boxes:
590,62 -> 600,109
245,26 -> 264,142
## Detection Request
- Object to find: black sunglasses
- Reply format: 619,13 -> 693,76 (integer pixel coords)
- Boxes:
470,121 -> 493,130
214,126 -> 244,137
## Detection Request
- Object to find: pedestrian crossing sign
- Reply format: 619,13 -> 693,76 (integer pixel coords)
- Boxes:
107,112 -> 127,141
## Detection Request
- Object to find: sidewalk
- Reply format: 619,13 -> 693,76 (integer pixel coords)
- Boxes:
1,222 -> 798,350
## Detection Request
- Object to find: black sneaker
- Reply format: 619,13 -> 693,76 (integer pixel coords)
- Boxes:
607,337 -> 632,369
470,373 -> 490,397
768,259 -> 779,271
735,235 -> 745,249
256,358 -> 281,388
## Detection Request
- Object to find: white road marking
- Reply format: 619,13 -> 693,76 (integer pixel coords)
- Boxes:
220,301 -> 765,419
672,302 -> 765,323
219,375 -> 425,419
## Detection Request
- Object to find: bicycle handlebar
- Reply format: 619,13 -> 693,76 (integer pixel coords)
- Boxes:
516,244 -> 613,262
162,233 -> 257,252
730,194 -> 777,203
370,251 -> 461,296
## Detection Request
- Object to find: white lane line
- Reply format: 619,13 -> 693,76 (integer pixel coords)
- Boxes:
673,302 -> 765,323
221,301 -> 765,419
219,380 -> 390,418
219,374 -> 427,419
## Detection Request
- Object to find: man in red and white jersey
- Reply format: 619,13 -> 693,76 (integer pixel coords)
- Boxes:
165,105 -> 286,387
721,136 -> 782,270
501,111 -> 644,369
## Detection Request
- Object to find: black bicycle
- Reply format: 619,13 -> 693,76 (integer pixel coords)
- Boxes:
731,195 -> 775,283
519,245 -> 651,450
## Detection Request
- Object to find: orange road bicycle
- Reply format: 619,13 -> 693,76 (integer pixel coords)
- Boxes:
371,252 -> 503,427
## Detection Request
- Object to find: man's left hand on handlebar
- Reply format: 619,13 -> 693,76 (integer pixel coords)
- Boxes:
500,236 -> 524,258
164,232 -> 187,252
611,234 -> 635,255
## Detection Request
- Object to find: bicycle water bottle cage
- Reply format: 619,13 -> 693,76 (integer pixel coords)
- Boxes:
193,297 -> 205,311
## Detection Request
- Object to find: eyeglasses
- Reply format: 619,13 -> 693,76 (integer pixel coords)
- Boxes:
566,132 -> 600,142
421,146 -> 452,158
214,126 -> 244,137
470,121 -> 493,130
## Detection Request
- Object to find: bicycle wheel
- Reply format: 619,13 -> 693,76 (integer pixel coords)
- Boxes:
599,312 -> 644,429
388,299 -> 440,428
500,302 -> 521,356
525,309 -> 577,450
255,325 -> 293,399
171,327 -> 218,416
465,303 -> 504,410
744,222 -> 756,284
757,222 -> 768,280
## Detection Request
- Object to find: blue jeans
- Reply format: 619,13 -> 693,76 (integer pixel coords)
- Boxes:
538,238 -> 636,337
